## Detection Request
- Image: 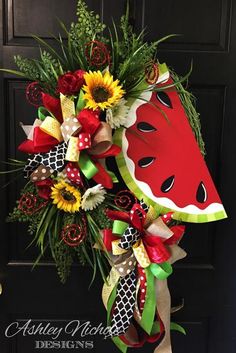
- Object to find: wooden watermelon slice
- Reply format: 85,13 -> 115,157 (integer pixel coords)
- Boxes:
114,70 -> 227,223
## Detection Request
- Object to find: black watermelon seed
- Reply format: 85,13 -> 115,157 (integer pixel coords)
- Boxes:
138,157 -> 156,168
137,122 -> 157,132
156,91 -> 173,109
161,175 -> 175,193
196,181 -> 207,203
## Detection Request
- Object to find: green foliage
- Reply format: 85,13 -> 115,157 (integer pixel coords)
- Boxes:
7,182 -> 43,227
90,204 -> 113,229
54,241 -> 73,284
115,12 -> 156,91
74,0 -> 106,43
11,0 -> 107,95
74,246 -> 87,266
171,70 -> 206,156
14,50 -> 61,95
7,183 -> 112,284
14,55 -> 41,81
8,0 -> 175,100
108,9 -> 176,95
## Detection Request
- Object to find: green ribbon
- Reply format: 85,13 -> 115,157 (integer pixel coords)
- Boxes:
150,262 -> 173,280
38,107 -> 55,121
78,152 -> 98,179
150,320 -> 161,336
111,337 -> 128,353
139,267 -> 156,334
107,284 -> 128,353
151,321 -> 186,336
107,283 -> 118,324
76,90 -> 86,113
108,170 -> 119,183
159,62 -> 169,77
170,322 -> 186,335
112,220 -> 129,235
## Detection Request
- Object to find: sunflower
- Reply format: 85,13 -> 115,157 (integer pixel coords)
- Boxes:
51,180 -> 81,213
82,70 -> 125,110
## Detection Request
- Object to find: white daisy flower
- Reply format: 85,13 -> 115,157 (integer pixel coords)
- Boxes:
106,98 -> 129,129
81,184 -> 106,211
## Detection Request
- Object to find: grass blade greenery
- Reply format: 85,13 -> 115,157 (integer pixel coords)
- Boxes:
0,68 -> 27,77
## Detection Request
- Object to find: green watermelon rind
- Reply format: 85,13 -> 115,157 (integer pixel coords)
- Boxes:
114,128 -> 227,223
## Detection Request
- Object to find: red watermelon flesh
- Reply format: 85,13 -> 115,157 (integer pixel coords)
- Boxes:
115,78 -> 227,223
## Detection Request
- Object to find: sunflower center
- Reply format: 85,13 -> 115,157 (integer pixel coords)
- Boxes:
61,190 -> 76,202
92,86 -> 111,103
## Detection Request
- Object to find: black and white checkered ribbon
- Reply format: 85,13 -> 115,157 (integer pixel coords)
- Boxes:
24,142 -> 67,178
106,200 -> 149,338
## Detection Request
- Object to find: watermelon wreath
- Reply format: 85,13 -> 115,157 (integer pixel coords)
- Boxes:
0,1 -> 227,352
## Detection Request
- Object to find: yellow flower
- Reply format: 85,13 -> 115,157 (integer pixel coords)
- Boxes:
82,70 -> 125,110
51,181 -> 81,213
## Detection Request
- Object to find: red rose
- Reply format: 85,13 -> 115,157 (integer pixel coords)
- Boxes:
35,179 -> 54,200
57,69 -> 85,96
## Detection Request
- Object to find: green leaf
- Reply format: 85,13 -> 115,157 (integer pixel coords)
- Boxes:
81,244 -> 94,269
76,90 -> 86,112
0,68 -> 27,77
0,166 -> 24,174
170,322 -> 186,335
31,35 -> 65,64
36,205 -> 57,253
155,34 -> 181,47
32,243 -> 49,270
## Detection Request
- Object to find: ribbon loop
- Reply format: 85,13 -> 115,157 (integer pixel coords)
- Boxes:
133,239 -> 151,268
119,225 -> 141,250
146,217 -> 173,239
112,220 -> 129,235
61,117 -> 82,142
112,239 -> 128,255
60,93 -> 75,120
150,262 -> 173,280
65,136 -> 80,162
113,251 -> 136,277
78,152 -> 98,179
40,116 -> 63,142
78,132 -> 91,150
89,122 -> 112,155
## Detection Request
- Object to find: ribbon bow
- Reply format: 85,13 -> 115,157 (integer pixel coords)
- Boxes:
21,92 -> 120,188
102,201 -> 186,343
106,202 -> 178,274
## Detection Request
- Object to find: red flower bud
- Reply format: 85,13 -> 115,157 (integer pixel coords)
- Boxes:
57,70 -> 86,96
35,179 -> 54,200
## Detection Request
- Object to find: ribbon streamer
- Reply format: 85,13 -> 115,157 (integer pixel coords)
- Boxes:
106,269 -> 137,338
154,245 -> 187,353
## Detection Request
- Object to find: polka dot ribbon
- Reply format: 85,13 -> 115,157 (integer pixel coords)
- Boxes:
64,120 -> 112,163
137,265 -> 147,314
30,164 -> 53,182
66,162 -> 81,185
